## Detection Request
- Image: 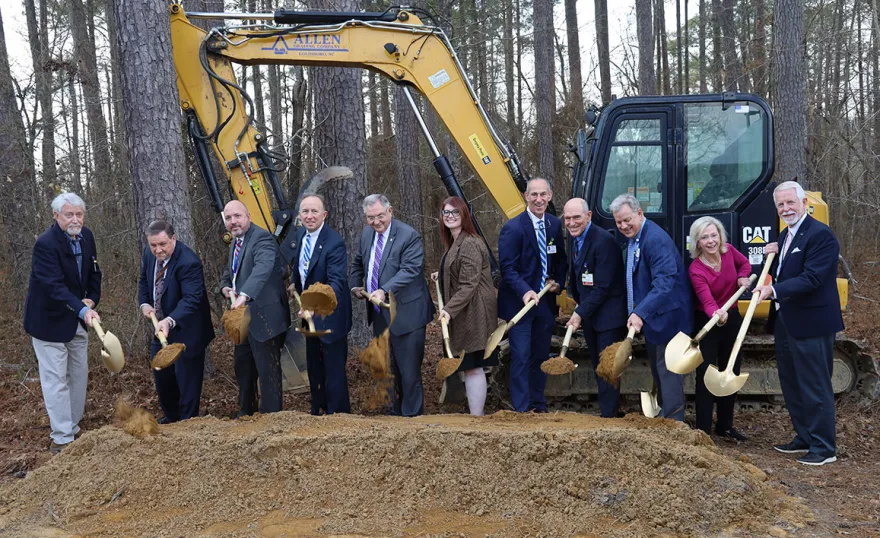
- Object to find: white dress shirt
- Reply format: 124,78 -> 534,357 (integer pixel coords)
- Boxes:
299,223 -> 324,289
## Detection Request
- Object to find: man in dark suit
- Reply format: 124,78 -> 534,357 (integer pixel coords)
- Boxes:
138,220 -> 215,423
498,178 -> 567,413
24,193 -> 101,454
563,198 -> 627,418
220,200 -> 290,416
350,194 -> 434,417
290,195 -> 352,415
755,181 -> 843,466
610,194 -> 692,421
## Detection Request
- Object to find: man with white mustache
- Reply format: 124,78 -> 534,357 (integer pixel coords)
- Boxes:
755,180 -> 843,466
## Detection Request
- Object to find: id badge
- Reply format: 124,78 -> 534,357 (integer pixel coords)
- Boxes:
547,245 -> 557,254
582,272 -> 594,286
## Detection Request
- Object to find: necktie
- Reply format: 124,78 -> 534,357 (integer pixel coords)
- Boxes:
70,237 -> 82,280
780,231 -> 793,266
538,221 -> 548,289
232,238 -> 243,275
369,233 -> 385,312
300,233 -> 313,288
155,260 -> 167,319
626,239 -> 636,313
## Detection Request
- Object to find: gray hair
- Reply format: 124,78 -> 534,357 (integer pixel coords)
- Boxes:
526,177 -> 552,192
51,192 -> 86,214
300,193 -> 327,211
362,194 -> 390,213
567,198 -> 590,214
688,216 -> 728,259
773,180 -> 806,202
609,194 -> 641,215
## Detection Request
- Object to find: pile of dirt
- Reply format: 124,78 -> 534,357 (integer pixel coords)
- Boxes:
0,411 -> 811,536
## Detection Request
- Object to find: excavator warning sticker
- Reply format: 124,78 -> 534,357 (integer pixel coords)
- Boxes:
428,69 -> 451,89
469,134 -> 491,165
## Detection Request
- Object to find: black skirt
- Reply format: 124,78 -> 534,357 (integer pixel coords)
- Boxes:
454,348 -> 500,373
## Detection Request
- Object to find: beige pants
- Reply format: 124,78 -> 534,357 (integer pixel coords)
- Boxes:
32,324 -> 89,444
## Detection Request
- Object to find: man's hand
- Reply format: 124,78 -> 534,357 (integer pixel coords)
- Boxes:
713,309 -> 729,326
430,272 -> 439,282
522,290 -> 539,306
737,277 -> 752,289
754,285 -> 774,302
156,318 -> 173,338
439,309 -> 451,323
298,309 -> 314,320
566,312 -> 582,331
546,279 -> 561,293
351,286 -> 365,299
84,309 -> 101,327
763,242 -> 779,255
287,283 -> 298,299
370,288 -> 386,304
221,286 -> 234,299
82,298 -> 95,309
141,304 -> 155,319
231,294 -> 247,310
627,313 -> 643,334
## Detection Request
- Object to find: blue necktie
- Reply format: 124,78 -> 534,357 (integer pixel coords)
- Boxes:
626,239 -> 636,313
538,221 -> 548,289
300,233 -> 312,288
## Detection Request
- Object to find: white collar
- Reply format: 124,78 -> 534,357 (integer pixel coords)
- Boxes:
786,212 -> 808,238
376,220 -> 392,240
305,222 -> 324,239
526,209 -> 545,228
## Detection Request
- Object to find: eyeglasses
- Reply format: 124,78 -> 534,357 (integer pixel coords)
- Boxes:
441,209 -> 460,217
366,212 -> 388,223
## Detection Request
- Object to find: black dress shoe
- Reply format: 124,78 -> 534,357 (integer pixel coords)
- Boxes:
717,428 -> 749,442
774,441 -> 809,454
797,452 -> 837,466
157,416 -> 176,425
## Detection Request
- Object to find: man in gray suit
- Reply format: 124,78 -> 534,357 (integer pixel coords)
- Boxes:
351,194 -> 434,416
220,200 -> 290,416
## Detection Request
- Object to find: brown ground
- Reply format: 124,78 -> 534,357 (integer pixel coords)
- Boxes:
0,268 -> 878,536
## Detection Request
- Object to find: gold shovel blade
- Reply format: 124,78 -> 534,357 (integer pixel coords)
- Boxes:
483,320 -> 508,359
610,338 -> 633,379
100,330 -> 125,373
239,306 -> 251,341
665,331 -> 704,374
703,365 -> 750,397
641,390 -> 661,418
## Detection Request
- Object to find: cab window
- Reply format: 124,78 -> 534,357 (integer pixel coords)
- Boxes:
600,118 -> 665,213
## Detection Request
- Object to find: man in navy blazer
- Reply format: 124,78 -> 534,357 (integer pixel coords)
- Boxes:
610,194 -> 691,421
24,193 -> 102,454
563,199 -> 627,418
755,181 -> 843,466
498,178 -> 567,412
290,195 -> 352,415
138,220 -> 215,423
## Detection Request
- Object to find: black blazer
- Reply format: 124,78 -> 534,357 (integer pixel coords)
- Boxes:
291,225 -> 352,344
138,240 -> 215,353
24,223 -> 102,342
567,223 -> 627,332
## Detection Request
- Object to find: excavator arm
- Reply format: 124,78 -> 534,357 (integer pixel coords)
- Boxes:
168,4 -> 527,242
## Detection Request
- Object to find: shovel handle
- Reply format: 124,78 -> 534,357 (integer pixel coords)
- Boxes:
290,289 -> 317,328
358,289 -> 390,309
559,325 -> 575,359
510,283 -> 553,325
149,313 -> 169,347
625,325 -> 636,341
694,274 -> 758,343
725,253 -> 775,375
92,319 -> 106,340
440,318 -> 454,358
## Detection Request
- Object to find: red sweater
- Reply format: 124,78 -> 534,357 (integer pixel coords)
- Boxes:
689,248 -> 752,318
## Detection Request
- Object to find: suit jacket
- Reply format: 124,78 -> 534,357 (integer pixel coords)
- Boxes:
768,214 -> 843,338
24,223 -> 102,343
220,225 -> 290,342
291,224 -> 352,344
349,219 -> 434,336
628,219 -> 692,345
497,211 -> 567,321
567,224 -> 627,333
137,240 -> 215,353
441,234 -> 498,355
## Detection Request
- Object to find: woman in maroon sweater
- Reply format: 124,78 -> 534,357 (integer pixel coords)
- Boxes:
688,216 -> 753,440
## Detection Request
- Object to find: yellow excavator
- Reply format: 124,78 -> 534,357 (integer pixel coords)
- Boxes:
168,4 -> 878,406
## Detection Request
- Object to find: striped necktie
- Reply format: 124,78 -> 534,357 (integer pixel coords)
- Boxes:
300,233 -> 313,288
155,260 -> 167,319
538,221 -> 548,289
369,233 -> 385,312
626,239 -> 636,313
232,238 -> 243,274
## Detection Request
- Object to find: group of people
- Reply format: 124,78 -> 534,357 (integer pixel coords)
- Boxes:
25,178 -> 843,466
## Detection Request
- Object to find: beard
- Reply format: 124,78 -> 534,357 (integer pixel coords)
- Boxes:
780,212 -> 800,226
66,225 -> 83,236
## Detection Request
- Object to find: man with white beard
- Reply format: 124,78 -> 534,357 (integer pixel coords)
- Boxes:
24,193 -> 102,455
755,180 -> 843,466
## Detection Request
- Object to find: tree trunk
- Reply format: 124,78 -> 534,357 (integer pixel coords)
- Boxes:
554,34 -> 569,105
595,0 -> 612,103
533,0 -> 556,180
380,79 -> 393,138
66,68 -> 83,193
684,0 -> 689,93
24,0 -> 56,186
113,0 -> 194,250
699,0 -> 708,92
565,0 -> 584,118
288,66 -> 307,203
310,0 -> 371,348
655,0 -> 671,94
636,0 -> 657,95
753,0 -> 767,97
369,72 -> 379,139
711,0 -> 723,91
516,0 -> 523,146
772,0 -> 807,183
719,0 -> 744,92
503,2 -> 516,143
676,0 -> 683,93
394,87 -> 422,234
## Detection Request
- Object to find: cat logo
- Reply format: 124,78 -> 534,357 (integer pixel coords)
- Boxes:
743,226 -> 772,244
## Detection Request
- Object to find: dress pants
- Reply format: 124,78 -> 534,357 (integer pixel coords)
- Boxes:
373,314 -> 425,417
150,339 -> 205,421
234,332 -> 285,415
693,310 -> 742,434
647,340 -> 685,421
305,337 -> 351,415
583,324 -> 625,418
32,324 -> 89,444
507,310 -> 554,412
775,311 -> 836,457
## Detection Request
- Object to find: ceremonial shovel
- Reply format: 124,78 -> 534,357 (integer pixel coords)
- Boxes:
540,324 -> 577,375
434,278 -> 464,379
704,252 -> 776,397
91,319 -> 124,373
665,274 -> 757,374
358,289 -> 391,309
484,283 -> 553,359
292,289 -> 331,337
149,312 -> 185,370
641,384 -> 661,418
221,293 -> 251,344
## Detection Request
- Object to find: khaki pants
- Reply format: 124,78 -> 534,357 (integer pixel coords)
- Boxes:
32,324 -> 89,444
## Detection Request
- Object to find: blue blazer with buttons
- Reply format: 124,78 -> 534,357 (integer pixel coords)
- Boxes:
567,223 -> 627,332
24,223 -> 102,343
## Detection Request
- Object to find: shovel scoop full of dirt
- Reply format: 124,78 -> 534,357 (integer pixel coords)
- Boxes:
541,356 -> 576,375
597,341 -> 624,388
301,283 -> 338,317
151,343 -> 186,370
222,306 -> 248,344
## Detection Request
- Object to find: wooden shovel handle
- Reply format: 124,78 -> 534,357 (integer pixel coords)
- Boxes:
440,318 -> 454,358
290,289 -> 317,328
92,319 -> 106,340
694,274 -> 758,343
625,325 -> 636,341
149,312 -> 169,347
725,253 -> 775,375
358,289 -> 390,309
559,325 -> 575,359
510,283 -> 553,325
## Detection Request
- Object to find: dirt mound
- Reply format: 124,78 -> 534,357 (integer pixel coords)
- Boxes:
0,411 -> 810,536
